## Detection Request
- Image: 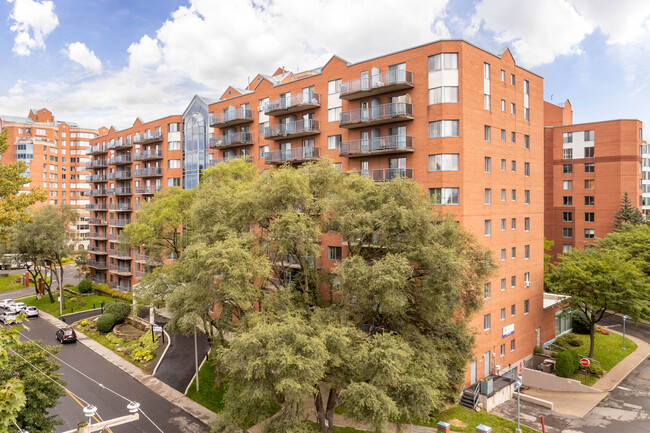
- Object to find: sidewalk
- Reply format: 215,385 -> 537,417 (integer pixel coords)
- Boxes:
40,311 -> 217,426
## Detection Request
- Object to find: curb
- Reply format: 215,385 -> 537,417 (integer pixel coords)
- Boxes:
39,310 -> 217,426
152,330 -> 172,376
184,355 -> 208,395
595,326 -> 650,392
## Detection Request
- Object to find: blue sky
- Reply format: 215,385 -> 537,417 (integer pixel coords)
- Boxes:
1,0 -> 649,132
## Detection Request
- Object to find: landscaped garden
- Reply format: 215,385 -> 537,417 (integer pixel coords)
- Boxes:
21,292 -> 117,316
0,272 -> 35,292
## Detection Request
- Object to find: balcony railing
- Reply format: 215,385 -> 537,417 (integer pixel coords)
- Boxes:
133,150 -> 163,161
108,249 -> 132,259
108,154 -> 132,165
88,232 -> 108,240
90,174 -> 107,182
89,218 -> 107,226
109,219 -> 131,227
340,70 -> 414,100
135,185 -> 162,195
108,233 -> 121,241
108,139 -> 131,150
92,276 -> 107,284
86,204 -> 107,211
209,155 -> 254,166
109,264 -> 132,275
209,109 -> 254,128
87,260 -> 108,270
87,145 -> 108,155
340,102 -> 414,128
107,171 -> 132,180
133,167 -> 162,177
111,187 -> 132,196
340,135 -> 414,157
209,132 -> 254,149
84,189 -> 108,197
265,119 -> 320,140
86,159 -> 108,169
134,132 -> 163,145
359,168 -> 414,182
265,93 -> 321,116
265,147 -> 320,165
109,203 -> 132,211
89,246 -> 107,254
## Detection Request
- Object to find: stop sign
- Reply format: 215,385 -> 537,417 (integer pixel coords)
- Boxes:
580,358 -> 590,367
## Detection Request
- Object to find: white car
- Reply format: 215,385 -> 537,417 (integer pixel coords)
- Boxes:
0,312 -> 17,324
0,299 -> 15,309
9,302 -> 26,313
20,306 -> 39,317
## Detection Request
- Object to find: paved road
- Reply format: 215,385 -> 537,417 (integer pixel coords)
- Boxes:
155,331 -> 210,392
12,316 -> 208,432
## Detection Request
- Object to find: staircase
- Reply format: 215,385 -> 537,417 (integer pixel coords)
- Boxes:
459,384 -> 479,409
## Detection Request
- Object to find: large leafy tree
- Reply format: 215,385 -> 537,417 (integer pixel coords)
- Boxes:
547,248 -> 647,357
0,128 -> 46,241
598,224 -> 650,276
148,160 -> 493,433
613,191 -> 645,229
0,324 -> 26,430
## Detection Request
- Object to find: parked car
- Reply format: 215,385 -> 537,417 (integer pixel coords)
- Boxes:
56,327 -> 77,343
20,306 -> 39,317
0,299 -> 15,309
0,312 -> 18,324
9,302 -> 26,313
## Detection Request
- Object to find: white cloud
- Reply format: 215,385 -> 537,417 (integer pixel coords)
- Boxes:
8,80 -> 26,95
7,0 -> 59,56
571,0 -> 650,45
67,42 -> 103,74
127,35 -> 162,69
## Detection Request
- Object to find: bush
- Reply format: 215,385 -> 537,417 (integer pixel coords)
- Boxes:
96,313 -> 116,333
572,309 -> 591,334
104,302 -> 131,324
78,279 -> 92,294
79,319 -> 88,326
555,350 -> 580,378
586,363 -> 604,376
91,282 -> 133,301
533,346 -> 544,354
556,333 -> 583,348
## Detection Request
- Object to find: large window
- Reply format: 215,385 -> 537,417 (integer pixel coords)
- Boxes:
429,187 -> 459,205
563,228 -> 573,238
563,149 -> 573,159
429,53 -> 458,71
327,246 -> 342,261
328,79 -> 342,95
585,212 -> 595,222
485,157 -> 492,173
585,163 -> 595,173
328,107 -> 341,122
584,146 -> 595,158
563,164 -> 573,174
168,159 -> 181,169
429,86 -> 459,104
563,180 -> 573,190
429,154 -> 459,171
168,141 -> 181,151
484,219 -> 492,236
585,196 -> 595,206
327,135 -> 341,150
584,229 -> 595,239
584,179 -> 595,189
429,120 -> 459,138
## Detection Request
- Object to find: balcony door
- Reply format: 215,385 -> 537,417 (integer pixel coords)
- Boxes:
361,131 -> 369,152
360,160 -> 369,177
303,113 -> 314,131
280,142 -> 291,161
361,102 -> 369,122
370,128 -> 380,151
302,86 -> 315,103
224,105 -> 236,122
388,157 -> 406,179
388,62 -> 406,84
360,71 -> 369,91
370,66 -> 380,87
389,126 -> 407,149
280,92 -> 291,109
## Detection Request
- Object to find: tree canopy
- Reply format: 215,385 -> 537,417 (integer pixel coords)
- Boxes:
613,191 -> 645,229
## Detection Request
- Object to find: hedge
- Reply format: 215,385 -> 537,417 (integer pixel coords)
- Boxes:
78,279 -> 93,294
555,350 -> 580,378
91,282 -> 133,301
104,302 -> 131,324
96,313 -> 117,333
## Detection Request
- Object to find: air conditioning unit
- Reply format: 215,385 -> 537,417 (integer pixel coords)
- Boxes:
524,281 -> 531,287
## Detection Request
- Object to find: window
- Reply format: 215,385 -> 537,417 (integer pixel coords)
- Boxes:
524,162 -> 530,176
484,188 -> 491,205
584,146 -> 595,158
429,53 -> 458,71
484,62 -> 491,79
563,148 -> 573,159
524,135 -> 530,149
485,157 -> 492,173
511,304 -> 516,316
167,177 -> 181,187
429,187 -> 460,205
524,190 -> 530,204
168,141 -> 181,151
332,162 -> 342,170
429,120 -> 459,138
585,212 -> 595,222
584,179 -> 594,189
524,107 -> 530,122
501,189 -> 506,201
484,219 -> 492,236
511,247 -> 516,259
584,130 -> 594,141
510,74 -> 516,85
563,212 -> 572,222
511,276 -> 516,288
429,154 -> 460,171
585,229 -> 595,239
511,160 -> 516,172
484,314 -> 491,331
484,282 -> 491,299
501,99 -> 506,112
501,218 -> 506,231
501,344 -> 506,357
501,249 -> 506,261
484,125 -> 491,141
501,278 -> 506,291
500,70 -> 505,81
525,245 -> 530,259
168,159 -> 181,169
563,196 -> 573,206
585,196 -> 595,206
511,189 -> 517,201
563,228 -> 573,238
484,94 -> 490,111
501,129 -> 506,141
511,339 -> 516,352
501,159 -> 506,171
563,132 -> 573,143
511,103 -> 516,115
563,180 -> 573,190
524,300 -> 530,315
328,79 -> 342,94
501,309 -> 506,321
563,244 -> 573,253
328,107 -> 341,122
429,86 -> 459,104
327,246 -> 342,261
328,135 -> 341,150
168,122 -> 180,132
584,163 -> 594,173
524,217 -> 530,232
259,145 -> 269,158
511,218 -> 516,230
563,164 -> 573,174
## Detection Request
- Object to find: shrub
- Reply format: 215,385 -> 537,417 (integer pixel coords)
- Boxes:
533,346 -> 544,354
586,363 -> 604,376
105,333 -> 125,345
550,351 -> 559,359
78,279 -> 93,294
556,333 -> 583,348
596,327 -> 610,335
572,309 -> 591,334
79,319 -> 88,326
555,350 -> 580,378
96,313 -> 116,333
104,302 -> 131,324
92,282 -> 133,301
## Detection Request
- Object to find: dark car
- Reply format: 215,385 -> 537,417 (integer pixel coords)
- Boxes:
56,327 -> 77,343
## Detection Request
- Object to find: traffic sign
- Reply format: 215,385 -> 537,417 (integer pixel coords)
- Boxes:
580,358 -> 590,367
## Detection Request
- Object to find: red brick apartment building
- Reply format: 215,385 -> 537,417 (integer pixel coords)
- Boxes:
544,101 -> 648,258
88,40 -> 563,385
0,108 -> 99,250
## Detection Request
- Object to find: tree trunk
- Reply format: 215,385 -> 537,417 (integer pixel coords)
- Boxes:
589,321 -> 596,358
59,261 -> 66,310
314,385 -> 331,433
325,387 -> 338,432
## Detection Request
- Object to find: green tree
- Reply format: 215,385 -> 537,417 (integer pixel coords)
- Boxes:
547,248 -> 647,357
613,191 -> 645,229
0,323 -> 27,430
598,224 -> 650,276
0,128 -> 46,241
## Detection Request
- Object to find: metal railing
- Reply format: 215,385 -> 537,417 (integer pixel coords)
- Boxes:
108,203 -> 132,211
88,232 -> 107,239
112,187 -> 132,195
133,167 -> 162,177
134,132 -> 163,144
86,159 -> 107,169
209,132 -> 254,147
340,70 -> 414,96
87,145 -> 108,154
89,218 -> 107,225
90,174 -> 107,182
86,204 -> 107,210
209,155 -> 254,166
340,102 -> 413,126
108,155 -> 132,165
107,171 -> 132,180
135,185 -> 162,194
265,119 -> 320,138
109,264 -> 132,274
265,147 -> 320,164
359,168 -> 414,181
209,108 -> 254,126
88,246 -> 107,254
87,260 -> 108,270
133,149 -> 163,160
84,189 -> 108,197
108,249 -> 132,258
109,219 -> 131,227
265,93 -> 320,113
340,135 -> 414,155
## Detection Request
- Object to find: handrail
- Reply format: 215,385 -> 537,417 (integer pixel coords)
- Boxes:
340,102 -> 413,125
340,70 -> 413,95
265,92 -> 320,112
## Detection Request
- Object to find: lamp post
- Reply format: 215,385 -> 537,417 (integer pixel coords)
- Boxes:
515,375 -> 522,433
622,314 -> 629,350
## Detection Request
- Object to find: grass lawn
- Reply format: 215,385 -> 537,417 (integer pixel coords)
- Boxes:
571,332 -> 637,372
0,273 -> 34,293
306,422 -> 368,432
430,406 -> 538,433
21,293 -> 119,316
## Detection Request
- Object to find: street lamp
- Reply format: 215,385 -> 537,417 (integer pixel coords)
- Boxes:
515,375 -> 523,433
622,315 -> 629,350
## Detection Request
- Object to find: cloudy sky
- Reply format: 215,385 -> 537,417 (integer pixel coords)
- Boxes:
0,0 -> 649,131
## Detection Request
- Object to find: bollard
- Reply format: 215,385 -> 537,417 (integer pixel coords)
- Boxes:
476,424 -> 492,433
437,421 -> 451,433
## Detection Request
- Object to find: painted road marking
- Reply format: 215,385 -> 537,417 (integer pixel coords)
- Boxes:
65,389 -> 113,432
617,386 -> 632,391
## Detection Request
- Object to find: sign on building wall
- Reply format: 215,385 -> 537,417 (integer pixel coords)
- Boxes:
502,323 -> 515,338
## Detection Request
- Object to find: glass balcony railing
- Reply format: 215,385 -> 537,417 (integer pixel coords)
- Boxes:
340,136 -> 414,156
340,102 -> 413,128
265,93 -> 321,116
340,70 -> 414,100
265,119 -> 320,140
133,167 -> 163,177
133,150 -> 163,161
134,132 -> 163,144
264,147 -> 320,165
107,171 -> 132,180
108,155 -> 132,165
109,219 -> 131,227
108,203 -> 132,211
209,109 -> 254,128
209,132 -> 254,148
359,168 -> 414,182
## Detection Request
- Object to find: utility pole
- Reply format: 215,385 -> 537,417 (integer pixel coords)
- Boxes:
62,403 -> 140,433
194,326 -> 199,392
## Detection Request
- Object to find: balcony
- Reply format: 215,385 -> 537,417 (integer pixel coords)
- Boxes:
89,218 -> 107,226
359,168 -> 414,182
90,174 -> 107,183
86,203 -> 107,211
108,233 -> 122,242
340,102 -> 414,129
107,171 -> 132,180
86,159 -> 108,169
265,93 -> 321,116
265,147 -> 320,165
109,219 -> 131,227
108,139 -> 131,150
84,189 -> 108,197
340,70 -> 414,100
209,132 -> 254,149
109,203 -> 132,212
134,150 -> 163,161
111,187 -> 132,196
209,109 -> 254,128
209,155 -> 254,166
133,167 -> 163,178
87,145 -> 108,156
134,132 -> 163,145
340,136 -> 414,157
265,119 -> 320,140
108,154 -> 132,165
108,249 -> 132,260
135,185 -> 162,195
87,260 -> 108,270
89,246 -> 107,255
109,264 -> 132,276
88,232 -> 108,240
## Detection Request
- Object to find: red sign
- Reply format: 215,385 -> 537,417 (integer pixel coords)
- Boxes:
580,358 -> 590,367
